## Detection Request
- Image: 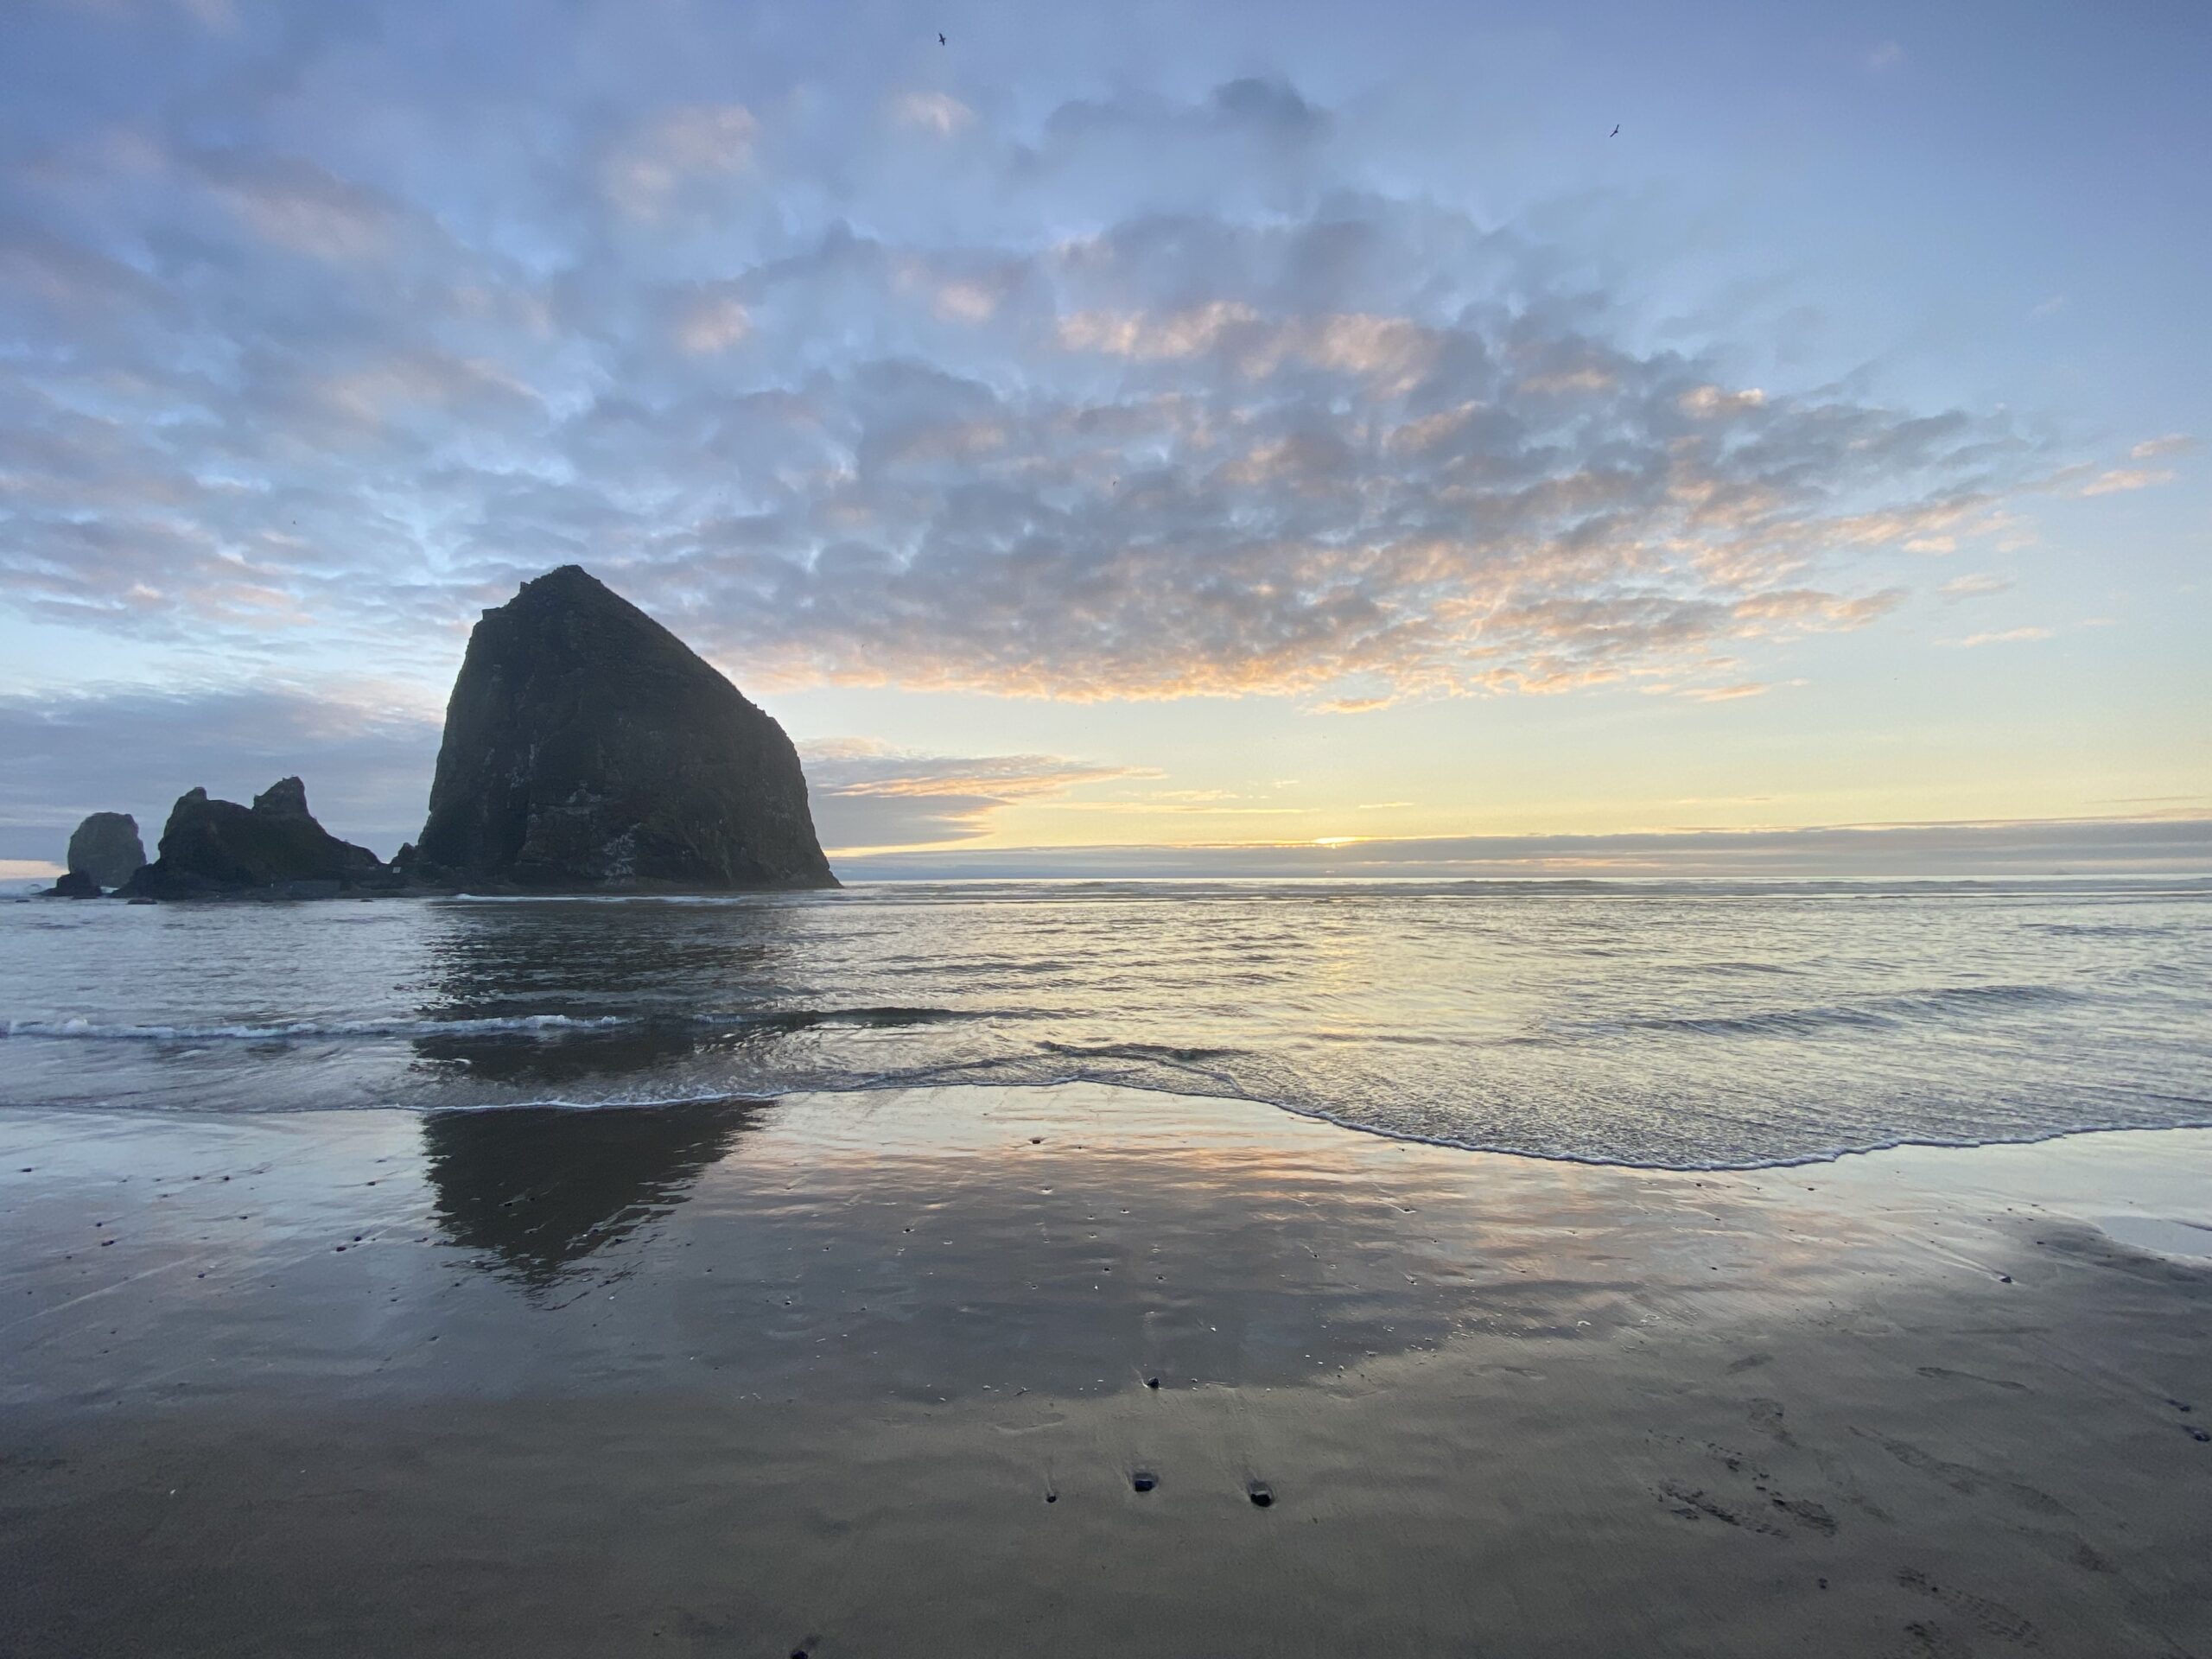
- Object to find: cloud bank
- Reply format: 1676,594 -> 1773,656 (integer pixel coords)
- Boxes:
0,5 -> 2105,717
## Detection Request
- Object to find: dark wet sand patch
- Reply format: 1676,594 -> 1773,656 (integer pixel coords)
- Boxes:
3,1090 -> 2209,1657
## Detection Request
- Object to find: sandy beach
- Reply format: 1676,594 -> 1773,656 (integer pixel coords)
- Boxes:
3,1085 -> 2209,1657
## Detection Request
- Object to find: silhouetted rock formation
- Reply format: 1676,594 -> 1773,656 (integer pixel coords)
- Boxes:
123,778 -> 391,899
410,565 -> 836,891
43,869 -> 101,899
67,812 -> 145,889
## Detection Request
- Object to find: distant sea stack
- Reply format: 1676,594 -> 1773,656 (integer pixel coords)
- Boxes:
409,565 -> 837,892
67,812 -> 146,890
122,779 -> 391,899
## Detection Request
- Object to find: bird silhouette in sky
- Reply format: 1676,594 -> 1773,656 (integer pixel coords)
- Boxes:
938,31 -> 946,44
1610,124 -> 1620,137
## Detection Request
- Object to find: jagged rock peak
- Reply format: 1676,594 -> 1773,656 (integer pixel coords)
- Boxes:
412,565 -> 836,892
122,779 -> 391,899
252,777 -> 314,819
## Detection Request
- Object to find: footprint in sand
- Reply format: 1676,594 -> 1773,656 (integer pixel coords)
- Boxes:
1655,1481 -> 1790,1539
1745,1396 -> 1796,1445
1770,1496 -> 1838,1535
1897,1568 -> 2041,1647
1855,1430 -> 2072,1519
1899,1622 -> 1977,1659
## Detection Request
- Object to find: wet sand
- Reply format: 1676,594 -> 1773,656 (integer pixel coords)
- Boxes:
3,1085 -> 2209,1657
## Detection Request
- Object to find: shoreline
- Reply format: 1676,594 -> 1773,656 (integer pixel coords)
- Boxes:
9,1065 -> 2212,1179
4,1085 -> 2209,1656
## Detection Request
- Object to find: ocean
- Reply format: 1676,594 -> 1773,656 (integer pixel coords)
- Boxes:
3,880 -> 2207,1170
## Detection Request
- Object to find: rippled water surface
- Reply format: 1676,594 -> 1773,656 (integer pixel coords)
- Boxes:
3,881 -> 2207,1168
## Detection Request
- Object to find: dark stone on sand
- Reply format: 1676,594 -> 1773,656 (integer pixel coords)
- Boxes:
122,779 -> 391,899
1248,1481 -> 1274,1507
66,811 -> 145,889
1131,1471 -> 1156,1492
1146,1376 -> 1160,1389
42,870 -> 101,899
411,564 -> 837,892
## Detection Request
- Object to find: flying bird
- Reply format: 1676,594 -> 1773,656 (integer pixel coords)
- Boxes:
938,31 -> 946,44
1610,124 -> 1620,137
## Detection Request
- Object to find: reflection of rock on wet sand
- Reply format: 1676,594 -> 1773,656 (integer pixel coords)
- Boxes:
422,1102 -> 760,1293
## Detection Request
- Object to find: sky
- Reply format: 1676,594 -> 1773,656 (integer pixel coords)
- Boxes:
2,0 -> 2207,880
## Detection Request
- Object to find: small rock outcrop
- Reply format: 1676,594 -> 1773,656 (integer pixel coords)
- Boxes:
122,779 -> 390,899
43,869 -> 102,899
67,812 -> 146,889
410,565 -> 836,891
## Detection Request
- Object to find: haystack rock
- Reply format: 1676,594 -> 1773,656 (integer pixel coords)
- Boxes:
67,811 -> 146,889
410,565 -> 836,892
123,778 -> 390,899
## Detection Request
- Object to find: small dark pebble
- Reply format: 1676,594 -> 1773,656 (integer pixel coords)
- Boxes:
1045,1491 -> 1058,1503
1131,1471 -> 1156,1493
99,1239 -> 114,1247
2171,1399 -> 2194,1413
1817,1578 -> 1828,1591
2190,1428 -> 2210,1443
1248,1482 -> 1273,1507
1998,1274 -> 2012,1283
1146,1376 -> 1160,1389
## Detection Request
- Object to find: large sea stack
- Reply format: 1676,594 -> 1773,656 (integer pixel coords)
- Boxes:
122,779 -> 391,899
410,566 -> 836,892
67,812 -> 146,890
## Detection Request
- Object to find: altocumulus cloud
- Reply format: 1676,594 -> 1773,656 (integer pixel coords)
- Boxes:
0,0 -> 2128,724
